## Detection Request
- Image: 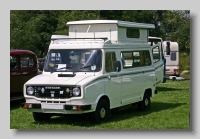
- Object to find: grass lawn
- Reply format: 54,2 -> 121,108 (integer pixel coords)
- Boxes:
10,79 -> 190,130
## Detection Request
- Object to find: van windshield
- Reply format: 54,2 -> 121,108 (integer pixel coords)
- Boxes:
44,49 -> 102,72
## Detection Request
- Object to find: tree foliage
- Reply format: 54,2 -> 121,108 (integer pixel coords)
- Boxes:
10,10 -> 190,57
10,10 -> 59,57
161,10 -> 190,53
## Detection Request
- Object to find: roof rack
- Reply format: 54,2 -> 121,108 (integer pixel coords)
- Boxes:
51,37 -> 108,41
50,37 -> 109,44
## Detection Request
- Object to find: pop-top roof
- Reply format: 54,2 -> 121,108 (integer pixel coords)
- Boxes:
67,20 -> 155,29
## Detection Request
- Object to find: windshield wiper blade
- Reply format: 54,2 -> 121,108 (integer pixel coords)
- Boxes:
73,65 -> 92,74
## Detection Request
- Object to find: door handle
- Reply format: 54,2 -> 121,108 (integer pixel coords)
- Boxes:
108,74 -> 120,80
142,71 -> 144,74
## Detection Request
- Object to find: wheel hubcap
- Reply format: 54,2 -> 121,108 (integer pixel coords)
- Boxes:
100,108 -> 106,119
145,98 -> 149,106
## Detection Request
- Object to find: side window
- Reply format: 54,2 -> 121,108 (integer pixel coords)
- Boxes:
170,52 -> 176,61
121,52 -> 133,68
105,52 -> 116,72
144,51 -> 151,65
126,28 -> 140,38
121,50 -> 151,68
133,52 -> 140,67
20,55 -> 34,68
29,57 -> 34,67
10,55 -> 18,69
138,51 -> 151,66
152,46 -> 161,63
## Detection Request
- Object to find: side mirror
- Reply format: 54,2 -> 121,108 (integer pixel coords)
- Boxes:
113,61 -> 121,72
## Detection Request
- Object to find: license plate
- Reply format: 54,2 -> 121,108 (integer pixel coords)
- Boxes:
42,104 -> 63,110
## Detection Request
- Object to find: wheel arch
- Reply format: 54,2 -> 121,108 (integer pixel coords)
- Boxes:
95,94 -> 110,110
145,88 -> 152,97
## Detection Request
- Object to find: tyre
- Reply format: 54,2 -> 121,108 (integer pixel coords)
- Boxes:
137,92 -> 150,111
32,112 -> 51,122
92,99 -> 110,123
172,77 -> 176,81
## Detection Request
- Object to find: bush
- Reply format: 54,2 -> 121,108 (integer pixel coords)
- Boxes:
179,52 -> 190,73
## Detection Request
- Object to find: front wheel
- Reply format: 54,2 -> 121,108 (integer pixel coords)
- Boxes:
32,112 -> 51,122
91,99 -> 110,123
137,93 -> 150,111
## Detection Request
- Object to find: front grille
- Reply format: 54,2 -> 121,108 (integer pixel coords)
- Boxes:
33,86 -> 75,99
41,101 -> 66,103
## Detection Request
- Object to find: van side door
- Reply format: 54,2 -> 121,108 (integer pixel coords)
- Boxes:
151,43 -> 164,85
120,50 -> 153,105
104,51 -> 121,108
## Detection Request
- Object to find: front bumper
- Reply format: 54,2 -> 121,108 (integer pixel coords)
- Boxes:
21,103 -> 92,113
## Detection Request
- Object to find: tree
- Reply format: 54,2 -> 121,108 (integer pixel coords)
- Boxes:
10,10 -> 60,57
161,10 -> 190,54
10,10 -> 190,56
55,10 -> 101,35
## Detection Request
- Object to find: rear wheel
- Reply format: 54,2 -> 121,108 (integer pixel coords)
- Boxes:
137,92 -> 150,111
32,112 -> 51,122
92,99 -> 110,123
172,77 -> 176,81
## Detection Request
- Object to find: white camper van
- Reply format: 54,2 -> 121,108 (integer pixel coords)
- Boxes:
22,20 -> 164,123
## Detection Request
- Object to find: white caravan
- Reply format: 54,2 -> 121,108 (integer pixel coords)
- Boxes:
163,41 -> 179,76
22,20 -> 164,123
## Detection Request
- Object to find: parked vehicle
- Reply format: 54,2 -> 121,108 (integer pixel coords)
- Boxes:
10,49 -> 38,101
163,41 -> 179,76
22,20 -> 164,123
148,36 -> 179,77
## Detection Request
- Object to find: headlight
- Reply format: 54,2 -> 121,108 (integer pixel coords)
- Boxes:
72,87 -> 80,96
27,86 -> 34,95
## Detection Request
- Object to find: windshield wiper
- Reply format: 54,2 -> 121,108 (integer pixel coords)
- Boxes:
73,65 -> 94,74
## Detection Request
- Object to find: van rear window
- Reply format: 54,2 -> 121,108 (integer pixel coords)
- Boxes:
170,52 -> 176,61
